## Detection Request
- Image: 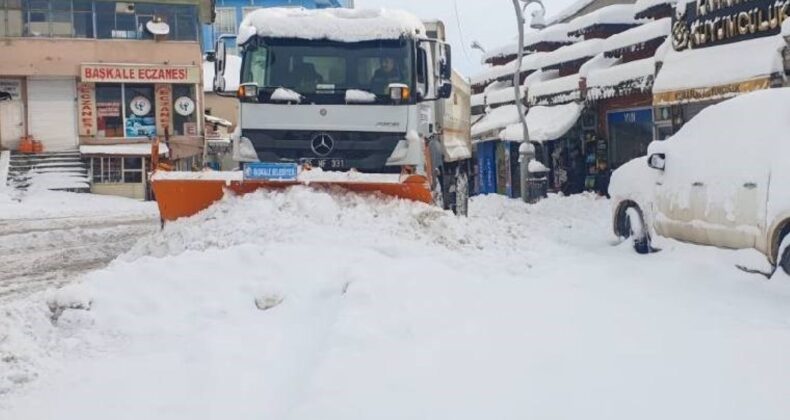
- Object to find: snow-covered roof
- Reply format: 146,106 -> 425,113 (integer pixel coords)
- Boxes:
471,63 -> 514,86
237,7 -> 425,45
487,85 -> 525,106
471,104 -> 522,138
548,0 -> 598,25
653,35 -> 785,97
528,74 -> 582,105
499,102 -> 583,142
482,37 -> 520,63
540,38 -> 605,69
634,0 -> 677,18
522,24 -> 579,50
80,144 -> 169,156
579,53 -> 618,78
587,57 -> 656,100
203,55 -> 242,93
524,69 -> 558,89
471,92 -> 485,107
566,5 -> 641,35
602,18 -> 670,55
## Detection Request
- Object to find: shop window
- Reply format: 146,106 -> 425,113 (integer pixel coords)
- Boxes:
124,85 -> 156,138
93,2 -> 197,41
91,157 -> 144,184
96,84 -> 124,138
214,7 -> 235,35
173,5 -> 196,41
607,108 -> 654,169
172,84 -> 197,136
24,0 -> 49,37
123,157 -> 143,183
50,1 -> 72,37
72,0 -> 92,38
0,0 -> 23,37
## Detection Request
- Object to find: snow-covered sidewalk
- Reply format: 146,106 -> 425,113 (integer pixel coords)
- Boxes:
1,188 -> 789,420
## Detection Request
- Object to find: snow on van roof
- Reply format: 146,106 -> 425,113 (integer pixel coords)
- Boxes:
237,7 -> 426,45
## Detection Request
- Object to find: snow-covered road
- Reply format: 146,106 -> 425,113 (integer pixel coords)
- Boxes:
1,188 -> 789,420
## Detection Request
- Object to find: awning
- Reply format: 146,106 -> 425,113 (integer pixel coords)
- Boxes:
471,104 -> 522,140
653,35 -> 786,105
527,73 -> 581,106
587,57 -> 655,100
80,144 -> 169,156
499,102 -> 583,143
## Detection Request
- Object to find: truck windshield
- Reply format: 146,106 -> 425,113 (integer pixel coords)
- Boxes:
241,38 -> 414,104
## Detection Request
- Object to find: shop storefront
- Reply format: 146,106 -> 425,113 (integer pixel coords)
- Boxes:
653,0 -> 790,135
80,143 -> 169,200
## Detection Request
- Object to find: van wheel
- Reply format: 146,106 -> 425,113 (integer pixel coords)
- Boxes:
780,234 -> 790,276
452,166 -> 469,217
618,205 -> 651,255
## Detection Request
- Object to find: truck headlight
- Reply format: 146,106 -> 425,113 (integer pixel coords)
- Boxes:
238,83 -> 259,100
388,83 -> 410,103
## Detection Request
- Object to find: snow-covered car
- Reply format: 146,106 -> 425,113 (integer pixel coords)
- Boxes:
610,88 -> 790,275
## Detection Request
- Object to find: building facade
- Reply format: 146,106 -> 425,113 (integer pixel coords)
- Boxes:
0,0 -> 214,199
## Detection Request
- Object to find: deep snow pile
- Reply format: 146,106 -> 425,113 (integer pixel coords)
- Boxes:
0,190 -> 156,220
3,189 -> 790,420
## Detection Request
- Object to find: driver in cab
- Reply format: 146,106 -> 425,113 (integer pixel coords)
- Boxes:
371,57 -> 402,94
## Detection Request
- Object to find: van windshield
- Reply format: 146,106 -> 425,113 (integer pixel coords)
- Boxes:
241,37 -> 414,104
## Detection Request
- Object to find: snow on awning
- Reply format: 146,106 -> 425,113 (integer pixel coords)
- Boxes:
566,4 -> 641,36
80,144 -> 169,156
499,102 -> 583,142
471,104 -> 522,139
521,24 -> 579,51
238,7 -> 425,45
634,0 -> 677,19
587,57 -> 656,100
528,74 -> 582,105
471,63 -> 515,86
540,38 -> 605,70
487,86 -> 525,106
471,92 -> 485,107
547,0 -> 598,25
653,35 -> 786,105
602,18 -> 670,56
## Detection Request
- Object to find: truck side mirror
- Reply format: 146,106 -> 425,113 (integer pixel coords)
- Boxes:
214,39 -> 227,93
438,82 -> 452,99
441,44 -> 452,81
648,153 -> 666,170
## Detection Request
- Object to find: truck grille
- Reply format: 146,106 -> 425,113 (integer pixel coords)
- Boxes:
243,130 -> 405,171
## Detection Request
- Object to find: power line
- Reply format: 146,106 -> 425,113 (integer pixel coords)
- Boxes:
452,0 -> 474,66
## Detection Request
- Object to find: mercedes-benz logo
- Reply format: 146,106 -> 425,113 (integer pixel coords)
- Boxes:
310,133 -> 334,157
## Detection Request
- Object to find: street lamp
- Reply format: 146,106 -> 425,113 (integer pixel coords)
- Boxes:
470,40 -> 486,54
511,0 -> 546,145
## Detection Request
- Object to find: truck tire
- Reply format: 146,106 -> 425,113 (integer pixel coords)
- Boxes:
616,203 -> 651,255
780,233 -> 790,276
452,165 -> 469,217
431,169 -> 447,210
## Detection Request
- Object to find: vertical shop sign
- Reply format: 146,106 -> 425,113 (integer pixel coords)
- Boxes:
77,83 -> 96,136
155,84 -> 172,136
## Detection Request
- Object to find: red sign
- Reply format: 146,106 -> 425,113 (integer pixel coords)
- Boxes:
80,64 -> 200,84
77,83 -> 96,136
155,84 -> 173,135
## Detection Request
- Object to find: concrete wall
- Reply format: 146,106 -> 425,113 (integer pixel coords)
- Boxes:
0,38 -> 203,77
92,182 -> 146,200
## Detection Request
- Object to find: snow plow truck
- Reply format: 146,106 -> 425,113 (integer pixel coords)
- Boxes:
151,7 -> 472,222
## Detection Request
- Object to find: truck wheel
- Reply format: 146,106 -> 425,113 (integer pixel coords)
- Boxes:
452,166 -> 469,217
431,170 -> 447,210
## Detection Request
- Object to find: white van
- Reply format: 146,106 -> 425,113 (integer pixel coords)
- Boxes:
609,88 -> 790,276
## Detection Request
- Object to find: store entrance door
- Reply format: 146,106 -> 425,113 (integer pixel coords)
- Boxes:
0,100 -> 25,150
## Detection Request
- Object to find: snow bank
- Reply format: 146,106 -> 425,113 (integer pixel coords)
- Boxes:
238,7 -> 425,45
6,189 -> 790,419
602,18 -> 670,55
0,151 -> 9,191
500,102 -> 583,142
202,55 -> 242,93
471,104 -> 522,138
653,35 -> 785,95
0,190 -> 156,220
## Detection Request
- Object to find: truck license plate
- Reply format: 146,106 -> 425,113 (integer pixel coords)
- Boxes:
300,158 -> 346,169
243,162 -> 299,181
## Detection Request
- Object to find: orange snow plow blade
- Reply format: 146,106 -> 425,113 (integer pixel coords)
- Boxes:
151,172 -> 432,222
